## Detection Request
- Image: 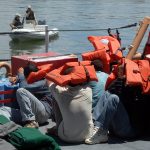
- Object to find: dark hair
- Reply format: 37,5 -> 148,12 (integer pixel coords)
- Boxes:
24,63 -> 38,78
63,67 -> 73,75
91,59 -> 103,71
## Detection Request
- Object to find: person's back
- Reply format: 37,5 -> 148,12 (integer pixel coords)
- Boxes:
48,65 -> 94,143
25,5 -> 36,24
89,59 -> 108,109
89,71 -> 108,109
49,83 -> 93,143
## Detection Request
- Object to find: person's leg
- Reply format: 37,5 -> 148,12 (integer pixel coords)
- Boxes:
85,91 -> 119,144
93,91 -> 119,130
16,88 -> 49,124
47,99 -> 62,136
110,101 -> 137,138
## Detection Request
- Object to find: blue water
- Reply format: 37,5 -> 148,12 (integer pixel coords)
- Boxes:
0,0 -> 150,60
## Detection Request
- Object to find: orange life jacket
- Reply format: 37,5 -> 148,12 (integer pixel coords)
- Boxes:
105,58 -> 150,95
82,50 -> 111,73
45,61 -> 98,86
88,36 -> 120,52
106,59 -> 144,87
125,59 -> 150,94
105,65 -> 118,90
88,35 -> 122,62
136,60 -> 150,94
125,59 -> 143,86
27,64 -> 53,84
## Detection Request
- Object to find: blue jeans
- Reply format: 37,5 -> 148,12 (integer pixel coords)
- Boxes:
16,88 -> 49,124
93,91 -> 136,138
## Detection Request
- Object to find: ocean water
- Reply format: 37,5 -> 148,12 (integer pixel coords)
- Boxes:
0,0 -> 150,60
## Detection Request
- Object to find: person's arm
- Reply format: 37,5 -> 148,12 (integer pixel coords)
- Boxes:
17,67 -> 47,92
10,20 -> 16,29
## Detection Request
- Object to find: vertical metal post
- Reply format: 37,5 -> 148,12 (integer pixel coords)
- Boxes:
45,25 -> 49,52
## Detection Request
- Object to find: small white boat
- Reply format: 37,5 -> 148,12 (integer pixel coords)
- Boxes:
9,23 -> 59,41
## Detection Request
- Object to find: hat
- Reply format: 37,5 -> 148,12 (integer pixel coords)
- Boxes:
15,13 -> 21,17
27,5 -> 32,9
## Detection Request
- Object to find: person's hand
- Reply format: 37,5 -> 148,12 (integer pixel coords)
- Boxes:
18,67 -> 24,74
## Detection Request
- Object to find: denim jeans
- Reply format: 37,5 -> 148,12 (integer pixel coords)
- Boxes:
16,88 -> 49,124
93,91 -> 136,138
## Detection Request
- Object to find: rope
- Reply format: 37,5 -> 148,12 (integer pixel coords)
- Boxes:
0,23 -> 137,35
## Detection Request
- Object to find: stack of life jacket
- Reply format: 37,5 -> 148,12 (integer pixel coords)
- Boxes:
82,35 -> 122,74
45,61 -> 98,86
105,58 -> 150,95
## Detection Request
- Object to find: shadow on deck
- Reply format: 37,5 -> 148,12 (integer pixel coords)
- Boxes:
39,120 -> 150,150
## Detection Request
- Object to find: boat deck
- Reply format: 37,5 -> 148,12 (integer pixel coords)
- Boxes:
39,120 -> 150,150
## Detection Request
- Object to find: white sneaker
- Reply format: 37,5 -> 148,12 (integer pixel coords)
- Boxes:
85,126 -> 108,144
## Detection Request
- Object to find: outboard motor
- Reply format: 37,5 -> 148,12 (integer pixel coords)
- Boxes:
38,20 -> 46,25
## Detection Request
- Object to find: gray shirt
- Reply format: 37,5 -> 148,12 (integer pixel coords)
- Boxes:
49,83 -> 93,143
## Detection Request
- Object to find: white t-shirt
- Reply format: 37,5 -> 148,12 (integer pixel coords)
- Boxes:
49,83 -> 93,143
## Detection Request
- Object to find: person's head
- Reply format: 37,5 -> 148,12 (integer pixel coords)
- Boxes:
63,67 -> 73,75
91,59 -> 103,71
24,63 -> 39,78
15,13 -> 21,19
27,5 -> 32,11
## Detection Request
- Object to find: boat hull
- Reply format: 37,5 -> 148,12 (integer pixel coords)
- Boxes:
9,24 -> 59,41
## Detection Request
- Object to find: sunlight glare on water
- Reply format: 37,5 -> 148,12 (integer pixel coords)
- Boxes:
0,0 -> 150,59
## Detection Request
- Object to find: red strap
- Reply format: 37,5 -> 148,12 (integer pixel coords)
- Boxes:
0,90 -> 15,95
0,98 -> 16,103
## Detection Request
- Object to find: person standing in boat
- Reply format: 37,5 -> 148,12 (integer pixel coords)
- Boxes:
25,5 -> 37,24
10,13 -> 22,29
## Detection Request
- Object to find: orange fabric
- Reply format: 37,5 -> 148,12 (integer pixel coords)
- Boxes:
84,65 -> 98,81
88,35 -> 122,63
64,61 -> 92,68
80,60 -> 91,66
27,64 -> 53,84
88,35 -> 120,52
82,50 -> 111,73
45,61 -> 98,86
37,64 -> 53,72
70,66 -> 87,84
125,59 -> 143,86
136,60 -> 150,94
46,69 -> 71,86
27,70 -> 46,84
105,65 -> 118,90
107,37 -> 121,54
88,36 -> 109,50
70,65 -> 98,85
